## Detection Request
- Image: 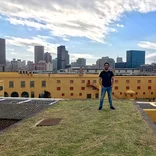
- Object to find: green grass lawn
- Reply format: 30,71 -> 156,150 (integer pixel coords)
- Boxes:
0,100 -> 156,156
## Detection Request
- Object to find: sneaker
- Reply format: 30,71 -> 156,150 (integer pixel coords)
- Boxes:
98,106 -> 102,110
110,106 -> 115,110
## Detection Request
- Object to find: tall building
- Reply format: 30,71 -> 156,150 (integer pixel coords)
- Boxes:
71,62 -> 77,67
116,57 -> 123,63
77,58 -> 86,67
115,62 -> 127,68
65,50 -> 70,65
11,59 -> 18,71
57,46 -> 69,70
5,60 -> 11,72
46,62 -> 53,71
34,46 -> 44,64
96,57 -> 115,69
44,52 -> 52,63
34,60 -> 46,71
27,61 -> 34,71
17,59 -> 26,69
0,38 -> 6,71
140,63 -> 156,73
126,50 -> 145,68
52,58 -> 57,71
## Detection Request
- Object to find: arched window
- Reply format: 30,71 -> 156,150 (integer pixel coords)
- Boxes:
21,92 -> 29,98
11,92 -> 19,97
4,92 -> 9,97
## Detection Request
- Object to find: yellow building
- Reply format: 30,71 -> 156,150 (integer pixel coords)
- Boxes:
0,72 -> 156,100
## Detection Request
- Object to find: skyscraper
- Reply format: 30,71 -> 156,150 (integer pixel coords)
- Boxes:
11,59 -> 18,71
116,57 -> 123,63
96,57 -> 115,69
77,58 -> 86,67
0,38 -> 6,71
65,50 -> 70,65
57,46 -> 69,70
52,58 -> 57,71
34,46 -> 44,64
44,52 -> 52,63
126,50 -> 145,68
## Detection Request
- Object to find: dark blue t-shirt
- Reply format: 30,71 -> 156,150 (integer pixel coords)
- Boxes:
99,70 -> 114,87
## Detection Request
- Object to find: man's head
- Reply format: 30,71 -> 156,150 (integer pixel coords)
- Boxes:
104,62 -> 109,71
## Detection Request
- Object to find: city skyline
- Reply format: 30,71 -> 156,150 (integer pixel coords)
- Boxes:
0,1 -> 156,64
1,41 -> 147,66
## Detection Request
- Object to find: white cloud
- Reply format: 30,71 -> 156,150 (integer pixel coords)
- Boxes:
6,36 -> 59,55
138,41 -> 156,50
7,48 -> 14,51
10,52 -> 16,55
146,53 -> 156,59
1,0 -> 156,43
6,18 -> 47,30
70,53 -> 99,62
1,0 -> 156,63
146,52 -> 156,64
138,41 -> 156,63
116,24 -> 124,28
62,38 -> 70,42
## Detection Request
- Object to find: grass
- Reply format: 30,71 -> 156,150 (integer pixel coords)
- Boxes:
0,100 -> 156,156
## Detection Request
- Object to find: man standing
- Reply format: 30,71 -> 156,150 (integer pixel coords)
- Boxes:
99,62 -> 115,110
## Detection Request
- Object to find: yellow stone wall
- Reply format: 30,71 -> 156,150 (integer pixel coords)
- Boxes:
0,72 -> 156,99
0,80 -> 4,97
144,109 -> 156,122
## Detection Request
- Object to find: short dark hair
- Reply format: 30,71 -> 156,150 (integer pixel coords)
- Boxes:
104,62 -> 109,66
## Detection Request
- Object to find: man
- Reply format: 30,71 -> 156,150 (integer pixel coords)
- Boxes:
99,62 -> 115,110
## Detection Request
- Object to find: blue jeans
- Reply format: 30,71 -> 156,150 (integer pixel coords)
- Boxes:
99,87 -> 113,108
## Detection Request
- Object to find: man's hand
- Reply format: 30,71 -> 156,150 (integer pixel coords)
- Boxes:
111,76 -> 114,87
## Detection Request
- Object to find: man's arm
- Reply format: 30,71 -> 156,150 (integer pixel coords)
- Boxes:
111,76 -> 114,87
111,71 -> 114,87
99,71 -> 103,87
99,77 -> 103,87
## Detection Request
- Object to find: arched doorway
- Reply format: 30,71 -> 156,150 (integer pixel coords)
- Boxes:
39,91 -> 51,98
21,92 -> 29,98
4,92 -> 9,97
11,92 -> 19,97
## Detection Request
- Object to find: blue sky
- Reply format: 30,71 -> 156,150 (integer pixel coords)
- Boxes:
0,0 -> 156,65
